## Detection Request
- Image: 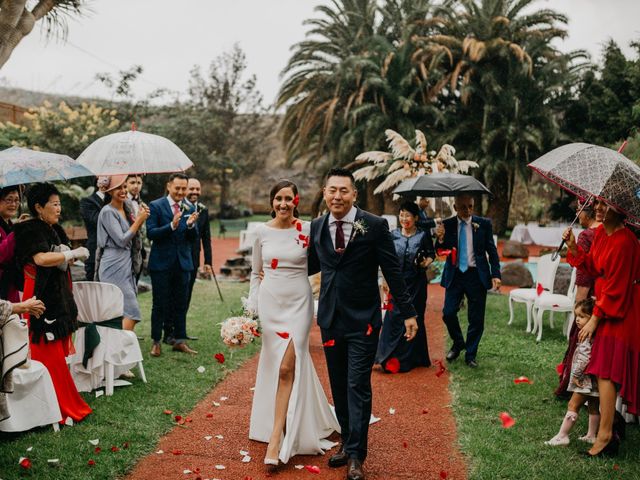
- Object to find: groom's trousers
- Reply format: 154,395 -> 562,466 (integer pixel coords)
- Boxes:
321,318 -> 379,462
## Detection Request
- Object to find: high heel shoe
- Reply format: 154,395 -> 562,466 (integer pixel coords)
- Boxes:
264,458 -> 279,466
582,437 -> 620,458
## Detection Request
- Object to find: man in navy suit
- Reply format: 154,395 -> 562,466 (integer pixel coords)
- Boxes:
435,193 -> 501,368
146,173 -> 199,357
308,168 -> 417,480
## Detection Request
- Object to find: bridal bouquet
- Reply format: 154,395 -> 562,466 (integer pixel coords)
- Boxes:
220,316 -> 260,347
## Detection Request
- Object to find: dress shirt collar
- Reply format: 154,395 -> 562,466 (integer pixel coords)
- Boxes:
330,206 -> 357,225
96,191 -> 105,200
457,215 -> 471,226
167,195 -> 181,207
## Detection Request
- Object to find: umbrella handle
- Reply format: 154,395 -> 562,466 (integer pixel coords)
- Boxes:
552,194 -> 592,261
551,241 -> 564,261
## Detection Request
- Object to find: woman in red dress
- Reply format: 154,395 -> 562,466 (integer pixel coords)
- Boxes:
14,183 -> 92,424
564,199 -> 640,457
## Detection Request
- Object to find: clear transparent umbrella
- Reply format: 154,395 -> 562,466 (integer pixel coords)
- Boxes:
76,126 -> 193,175
0,146 -> 94,187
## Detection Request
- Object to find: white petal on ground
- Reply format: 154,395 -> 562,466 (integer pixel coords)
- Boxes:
241,455 -> 251,463
47,459 -> 59,464
88,439 -> 99,446
204,435 -> 213,441
214,435 -> 224,439
389,407 -> 396,415
214,464 -> 226,470
197,366 -> 206,373
220,396 -> 228,401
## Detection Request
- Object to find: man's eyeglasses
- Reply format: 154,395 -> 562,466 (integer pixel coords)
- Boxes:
1,198 -> 20,205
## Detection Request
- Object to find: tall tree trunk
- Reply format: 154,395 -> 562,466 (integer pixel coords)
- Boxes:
485,166 -> 511,235
364,179 -> 384,215
218,172 -> 230,212
0,1 -> 54,69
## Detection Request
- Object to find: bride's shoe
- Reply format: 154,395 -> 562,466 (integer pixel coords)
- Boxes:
264,458 -> 279,466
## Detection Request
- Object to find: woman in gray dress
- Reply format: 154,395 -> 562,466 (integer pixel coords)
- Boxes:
97,175 -> 149,331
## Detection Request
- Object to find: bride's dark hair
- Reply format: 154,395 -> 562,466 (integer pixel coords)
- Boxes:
269,180 -> 299,218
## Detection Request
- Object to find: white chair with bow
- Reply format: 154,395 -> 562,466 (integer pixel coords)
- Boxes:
69,281 -> 146,396
0,314 -> 62,432
532,267 -> 577,342
508,254 -> 560,333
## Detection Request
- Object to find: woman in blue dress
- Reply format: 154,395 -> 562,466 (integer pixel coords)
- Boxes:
96,175 -> 149,331
376,201 -> 435,372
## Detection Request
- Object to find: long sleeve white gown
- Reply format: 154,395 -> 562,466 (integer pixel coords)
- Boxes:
247,222 -> 339,463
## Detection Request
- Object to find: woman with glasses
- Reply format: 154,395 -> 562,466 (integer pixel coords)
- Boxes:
0,187 -> 22,303
376,201 -> 435,372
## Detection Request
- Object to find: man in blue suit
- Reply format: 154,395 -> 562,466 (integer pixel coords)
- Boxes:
435,194 -> 501,368
146,173 -> 199,357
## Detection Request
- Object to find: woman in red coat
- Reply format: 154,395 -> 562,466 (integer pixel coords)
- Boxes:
564,199 -> 640,457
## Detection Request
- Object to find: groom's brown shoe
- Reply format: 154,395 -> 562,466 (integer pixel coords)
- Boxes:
347,458 -> 365,480
328,447 -> 348,468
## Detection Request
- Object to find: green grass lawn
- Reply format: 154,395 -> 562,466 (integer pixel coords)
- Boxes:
0,281 -> 255,480
448,294 -> 639,480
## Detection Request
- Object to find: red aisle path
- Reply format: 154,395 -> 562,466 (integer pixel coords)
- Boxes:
127,283 -> 467,480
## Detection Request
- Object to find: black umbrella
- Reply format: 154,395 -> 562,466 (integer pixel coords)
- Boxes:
393,173 -> 492,197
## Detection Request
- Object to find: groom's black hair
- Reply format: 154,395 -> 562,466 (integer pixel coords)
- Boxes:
325,167 -> 355,188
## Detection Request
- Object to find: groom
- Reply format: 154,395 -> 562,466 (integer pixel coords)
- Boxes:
309,168 -> 417,480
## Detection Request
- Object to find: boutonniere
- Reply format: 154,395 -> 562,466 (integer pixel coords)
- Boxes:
472,222 -> 480,232
352,219 -> 368,237
195,202 -> 206,213
180,202 -> 190,214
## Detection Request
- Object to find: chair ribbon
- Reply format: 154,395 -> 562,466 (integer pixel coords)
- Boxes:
79,316 -> 124,368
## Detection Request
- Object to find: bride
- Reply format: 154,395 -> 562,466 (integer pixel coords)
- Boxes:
247,179 -> 339,467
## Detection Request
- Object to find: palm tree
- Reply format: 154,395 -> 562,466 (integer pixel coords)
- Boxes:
0,1 -> 87,69
414,0 -> 587,232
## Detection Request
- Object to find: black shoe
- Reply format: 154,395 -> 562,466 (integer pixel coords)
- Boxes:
186,335 -> 198,341
162,336 -> 176,345
466,359 -> 479,368
445,349 -> 460,362
347,458 -> 365,480
582,437 -> 620,458
328,447 -> 348,468
613,411 -> 627,440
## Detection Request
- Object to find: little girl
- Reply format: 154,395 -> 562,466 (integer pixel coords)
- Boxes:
545,297 -> 599,446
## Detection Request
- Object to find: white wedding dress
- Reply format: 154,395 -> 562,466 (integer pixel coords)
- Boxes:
248,222 -> 339,463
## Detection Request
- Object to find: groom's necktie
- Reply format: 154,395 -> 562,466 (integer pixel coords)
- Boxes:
458,221 -> 468,273
334,220 -> 345,252
172,202 -> 180,215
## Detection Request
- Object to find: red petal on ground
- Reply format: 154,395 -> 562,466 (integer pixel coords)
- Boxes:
556,363 -> 564,375
271,258 -> 279,269
386,358 -> 401,374
513,376 -> 532,384
295,222 -> 302,231
206,413 -> 214,418
366,324 -> 373,336
499,412 -> 516,429
440,471 -> 448,479
434,360 -> 446,377
185,417 -> 193,423
174,415 -> 182,422
19,458 -> 31,469
293,195 -> 300,206
304,465 -> 321,474
402,441 -> 408,448
171,449 -> 183,455
123,442 -> 130,449
214,353 -> 225,364
323,339 -> 336,347
94,447 -> 101,453
536,283 -> 544,296
88,459 -> 96,466
111,446 -> 120,452
163,409 -> 173,415
422,409 -> 429,414
276,331 -> 290,339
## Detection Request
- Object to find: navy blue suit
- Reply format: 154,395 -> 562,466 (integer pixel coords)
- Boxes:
308,208 -> 416,462
436,215 -> 500,362
146,196 -> 198,344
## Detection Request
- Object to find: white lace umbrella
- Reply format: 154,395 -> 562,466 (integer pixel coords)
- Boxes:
76,127 -> 193,175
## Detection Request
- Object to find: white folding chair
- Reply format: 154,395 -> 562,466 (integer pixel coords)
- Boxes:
508,254 -> 560,332
69,281 -> 146,396
532,267 -> 577,342
0,315 -> 62,432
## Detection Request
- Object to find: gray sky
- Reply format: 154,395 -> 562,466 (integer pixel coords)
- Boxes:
1,0 -> 639,106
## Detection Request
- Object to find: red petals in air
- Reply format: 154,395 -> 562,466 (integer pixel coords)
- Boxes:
323,339 -> 336,347
295,222 -> 302,231
298,234 -> 310,248
293,194 -> 300,206
499,412 -> 516,429
276,331 -> 290,339
366,324 -> 373,336
214,353 -> 225,364
88,459 -> 96,466
556,363 -> 564,375
271,258 -> 278,269
513,376 -> 532,384
19,458 -> 31,469
536,283 -> 544,296
386,357 -> 401,374
172,449 -> 183,455
304,465 -> 321,474
434,359 -> 446,377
